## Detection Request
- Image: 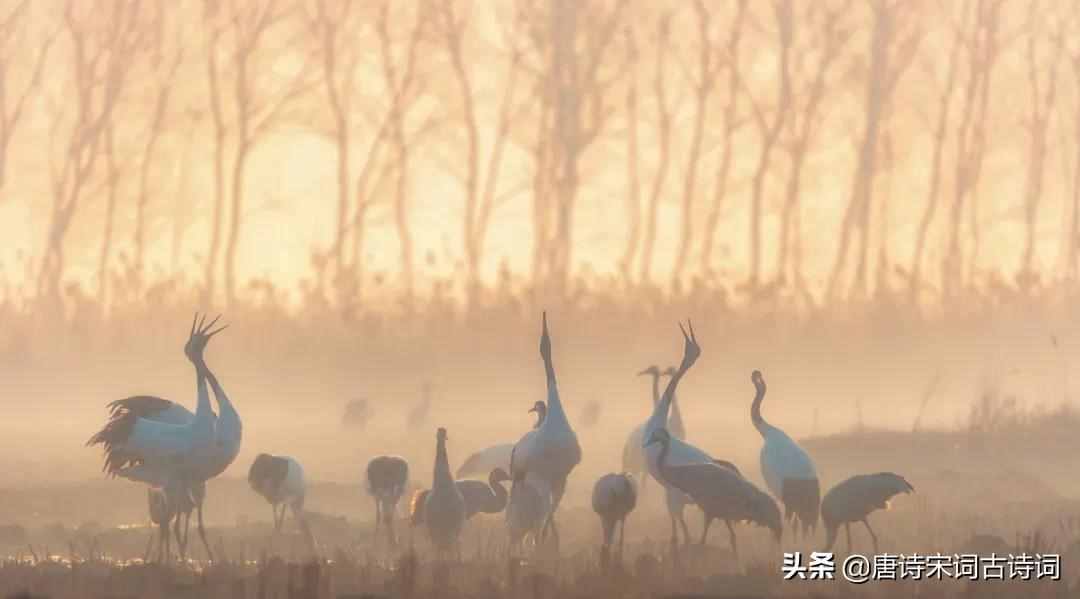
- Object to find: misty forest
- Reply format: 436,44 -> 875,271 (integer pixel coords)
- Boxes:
0,0 -> 1079,597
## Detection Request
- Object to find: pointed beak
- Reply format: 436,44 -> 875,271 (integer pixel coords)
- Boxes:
528,406 -> 538,414
636,368 -> 651,376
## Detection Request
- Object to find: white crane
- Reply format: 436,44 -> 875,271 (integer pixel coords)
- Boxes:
456,402 -> 546,479
622,367 -> 663,493
591,473 -> 637,568
640,322 -> 741,547
509,313 -> 582,548
647,428 -> 781,557
751,370 -> 820,540
822,473 -> 914,553
420,427 -> 466,559
366,455 -> 409,547
248,453 -> 318,555
88,314 -> 238,562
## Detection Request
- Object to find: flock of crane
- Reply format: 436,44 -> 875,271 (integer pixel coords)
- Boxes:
86,312 -> 915,566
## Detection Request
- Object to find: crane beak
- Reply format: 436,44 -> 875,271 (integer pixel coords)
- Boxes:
528,406 -> 538,414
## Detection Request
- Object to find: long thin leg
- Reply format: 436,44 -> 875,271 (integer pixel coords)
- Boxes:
144,529 -> 155,563
724,520 -> 738,558
862,519 -> 878,554
373,499 -> 381,545
678,512 -> 691,548
670,515 -> 679,547
292,503 -> 318,556
162,519 -> 171,563
845,523 -> 853,553
699,517 -> 713,546
618,518 -> 626,559
173,516 -> 184,560
196,502 -> 214,562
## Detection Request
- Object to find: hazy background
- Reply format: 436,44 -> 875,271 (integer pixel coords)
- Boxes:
0,0 -> 1078,538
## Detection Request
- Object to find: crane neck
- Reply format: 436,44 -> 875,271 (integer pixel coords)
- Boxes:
668,392 -> 686,439
488,471 -> 509,512
654,436 -> 672,487
650,372 -> 660,406
433,437 -> 453,489
751,381 -> 772,437
542,354 -> 569,426
191,364 -> 214,435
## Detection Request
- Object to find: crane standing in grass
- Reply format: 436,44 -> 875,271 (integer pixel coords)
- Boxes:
751,370 -> 820,540
821,473 -> 914,553
647,428 -> 781,557
592,473 -> 637,568
366,455 -> 410,547
419,428 -> 466,559
248,453 -> 318,555
510,313 -> 582,548
88,314 -> 237,562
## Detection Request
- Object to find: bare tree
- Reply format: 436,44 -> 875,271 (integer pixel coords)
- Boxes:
699,0 -> 749,276
776,0 -> 854,303
523,0 -> 628,293
375,1 -> 427,309
133,3 -> 184,279
670,1 -> 723,287
221,0 -> 312,304
1017,0 -> 1064,289
1066,13 -> 1080,284
430,0 -> 525,307
907,0 -> 967,304
40,1 -> 142,302
0,1 -> 56,194
637,12 -> 672,285
940,0 -> 1006,301
744,0 -> 793,289
618,26 -> 641,283
825,0 -> 923,302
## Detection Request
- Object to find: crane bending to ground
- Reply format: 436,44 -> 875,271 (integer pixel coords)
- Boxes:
647,428 -> 781,557
366,455 -> 409,548
751,370 -> 820,540
248,453 -> 318,556
822,473 -> 914,553
510,313 -> 581,548
592,472 -> 637,568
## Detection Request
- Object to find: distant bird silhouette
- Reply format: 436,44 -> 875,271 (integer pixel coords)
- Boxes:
580,400 -> 602,428
592,473 -> 637,567
456,402 -> 546,479
248,453 -> 317,555
822,473 -> 914,553
407,383 -> 433,430
647,428 -> 781,557
752,370 -> 820,540
510,313 -> 582,548
343,399 -> 372,429
418,428 -> 466,558
366,455 -> 409,547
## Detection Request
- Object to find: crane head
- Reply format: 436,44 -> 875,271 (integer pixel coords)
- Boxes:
637,365 -> 660,377
751,370 -> 765,390
677,320 -> 701,369
751,492 -> 783,543
436,427 -> 448,442
490,468 -> 511,484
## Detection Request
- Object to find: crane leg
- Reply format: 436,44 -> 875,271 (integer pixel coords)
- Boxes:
196,502 -> 214,563
373,500 -> 381,546
161,519 -> 171,563
845,523 -> 853,553
144,529 -> 155,563
670,515 -> 679,547
173,516 -> 184,561
724,520 -> 738,559
862,519 -> 878,554
700,517 -> 713,546
678,513 -> 691,548
618,518 -> 627,559
292,503 -> 318,557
